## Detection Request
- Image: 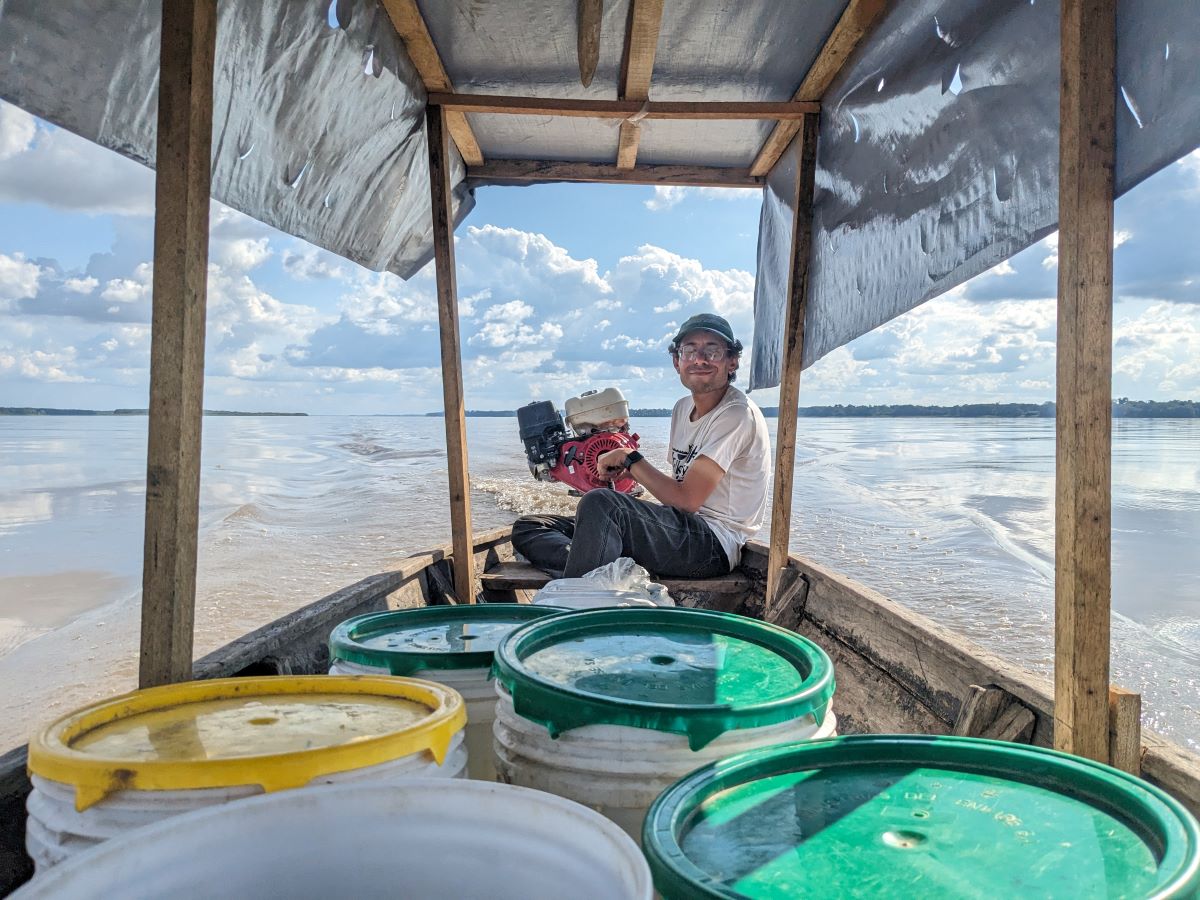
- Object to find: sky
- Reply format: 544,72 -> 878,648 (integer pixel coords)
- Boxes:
0,98 -> 1198,415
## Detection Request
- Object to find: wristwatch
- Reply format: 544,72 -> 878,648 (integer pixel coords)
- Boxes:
622,450 -> 644,470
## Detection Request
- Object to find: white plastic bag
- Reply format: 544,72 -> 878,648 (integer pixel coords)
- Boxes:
532,557 -> 675,608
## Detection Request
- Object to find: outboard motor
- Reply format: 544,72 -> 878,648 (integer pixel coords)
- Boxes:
517,388 -> 640,494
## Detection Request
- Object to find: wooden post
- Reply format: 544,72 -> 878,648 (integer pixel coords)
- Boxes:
1054,0 -> 1116,761
765,113 -> 820,606
426,104 -> 476,603
139,0 -> 217,687
1109,687 -> 1142,775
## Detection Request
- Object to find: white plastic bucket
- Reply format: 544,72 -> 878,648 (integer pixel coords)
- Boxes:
26,731 -> 466,871
330,659 -> 498,781
15,780 -> 653,900
494,683 -> 837,842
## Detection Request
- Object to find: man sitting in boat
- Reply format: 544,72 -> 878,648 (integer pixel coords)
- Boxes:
512,313 -> 771,580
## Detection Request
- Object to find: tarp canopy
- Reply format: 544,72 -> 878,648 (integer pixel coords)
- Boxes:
0,0 -> 474,278
420,0 -> 848,166
2,0 -> 1197,384
750,0 -> 1200,388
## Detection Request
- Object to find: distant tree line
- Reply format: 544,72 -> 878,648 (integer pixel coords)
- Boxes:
0,407 -> 306,416
430,400 -> 1200,419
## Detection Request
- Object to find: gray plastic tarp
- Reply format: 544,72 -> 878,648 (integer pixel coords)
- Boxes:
0,0 -> 473,278
419,0 -> 849,168
751,0 -> 1200,390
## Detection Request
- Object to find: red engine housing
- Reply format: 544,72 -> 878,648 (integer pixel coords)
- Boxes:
550,431 -> 640,494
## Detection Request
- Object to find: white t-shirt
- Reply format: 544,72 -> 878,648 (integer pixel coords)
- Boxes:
668,385 -> 771,569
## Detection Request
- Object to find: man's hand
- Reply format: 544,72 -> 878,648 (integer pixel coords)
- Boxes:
596,448 -> 630,477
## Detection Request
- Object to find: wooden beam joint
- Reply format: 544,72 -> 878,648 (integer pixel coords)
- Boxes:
763,567 -> 809,631
468,160 -> 763,188
750,0 -> 890,176
381,0 -> 483,166
428,93 -> 819,120
953,685 -> 1037,743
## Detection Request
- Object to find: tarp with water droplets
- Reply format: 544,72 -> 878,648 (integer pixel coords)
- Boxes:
750,0 -> 1200,389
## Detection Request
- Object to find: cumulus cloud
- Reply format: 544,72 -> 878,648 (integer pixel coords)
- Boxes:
63,277 -> 98,295
0,253 -> 42,302
965,153 -> 1200,306
0,103 -> 36,162
471,300 -> 564,348
281,245 -> 347,281
0,345 -> 89,383
5,115 -> 1200,411
213,237 -> 271,272
0,101 -> 154,216
644,186 -> 759,212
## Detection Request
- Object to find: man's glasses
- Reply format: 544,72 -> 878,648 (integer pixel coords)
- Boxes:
676,345 -> 729,362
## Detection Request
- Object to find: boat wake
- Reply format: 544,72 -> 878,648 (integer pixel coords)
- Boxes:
472,477 -> 579,517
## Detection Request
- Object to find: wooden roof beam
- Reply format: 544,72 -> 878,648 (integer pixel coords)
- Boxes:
617,0 -> 666,169
749,0 -> 890,177
578,0 -> 602,87
468,160 -> 762,188
380,0 -> 483,166
429,93 -> 818,120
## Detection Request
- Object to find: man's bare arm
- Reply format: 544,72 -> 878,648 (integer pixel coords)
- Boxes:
597,448 -> 724,514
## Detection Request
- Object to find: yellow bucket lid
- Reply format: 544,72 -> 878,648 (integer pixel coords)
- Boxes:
28,675 -> 466,811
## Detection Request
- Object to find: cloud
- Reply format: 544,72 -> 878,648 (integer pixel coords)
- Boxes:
0,343 -> 90,384
213,237 -> 271,272
63,277 -> 98,295
281,245 -> 347,281
644,186 -> 759,212
0,103 -> 36,162
0,101 -> 154,216
0,253 -> 42,302
964,152 -> 1200,306
471,300 -> 564,348
5,133 -> 1200,411
282,226 -> 756,387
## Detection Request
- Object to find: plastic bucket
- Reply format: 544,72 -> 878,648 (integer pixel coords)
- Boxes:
328,603 -> 565,781
26,675 -> 465,871
14,779 -> 653,899
494,683 -> 835,840
643,735 -> 1200,899
330,661 -> 496,780
492,607 -> 837,841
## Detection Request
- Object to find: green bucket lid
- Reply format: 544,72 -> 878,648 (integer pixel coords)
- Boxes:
643,735 -> 1200,900
491,607 -> 835,750
329,604 -> 567,676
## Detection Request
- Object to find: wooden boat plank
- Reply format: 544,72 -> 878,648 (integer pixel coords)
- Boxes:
793,618 -> 946,736
952,685 -> 1036,743
0,746 -> 31,894
767,546 -> 1057,745
742,544 -> 1200,816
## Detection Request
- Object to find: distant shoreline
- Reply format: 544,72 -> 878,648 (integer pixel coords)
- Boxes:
0,408 -> 307,417
428,400 -> 1200,419
7,401 -> 1197,419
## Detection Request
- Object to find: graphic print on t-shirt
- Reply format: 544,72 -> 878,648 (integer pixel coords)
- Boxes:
671,445 -> 700,481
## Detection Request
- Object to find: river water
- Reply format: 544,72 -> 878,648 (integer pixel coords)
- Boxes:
0,415 -> 1197,752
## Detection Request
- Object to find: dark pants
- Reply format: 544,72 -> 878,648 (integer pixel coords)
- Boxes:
512,490 -> 731,579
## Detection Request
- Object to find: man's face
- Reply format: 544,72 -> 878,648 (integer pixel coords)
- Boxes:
673,329 -> 737,395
